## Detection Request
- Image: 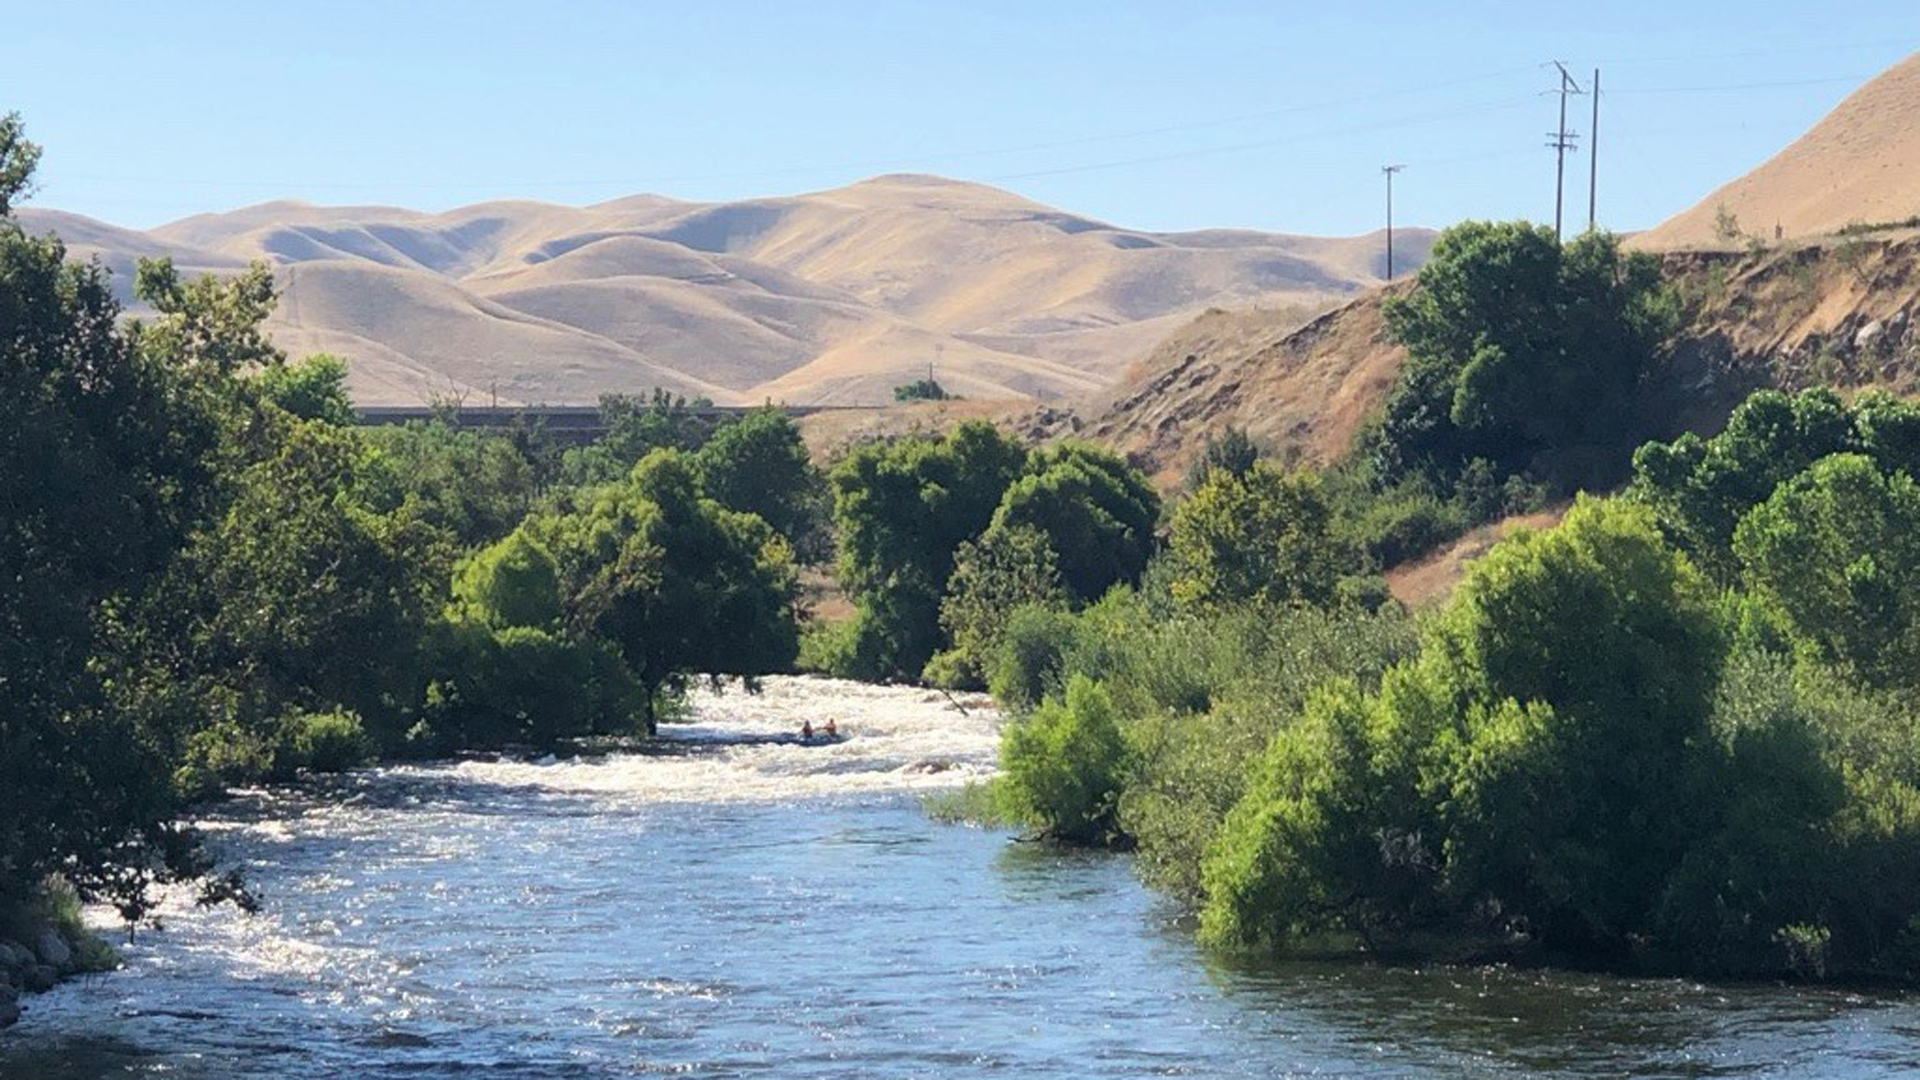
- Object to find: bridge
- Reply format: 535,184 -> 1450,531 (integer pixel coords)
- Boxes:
354,403 -> 888,443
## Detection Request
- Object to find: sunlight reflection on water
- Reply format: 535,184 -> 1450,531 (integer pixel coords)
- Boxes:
2,677 -> 1916,1078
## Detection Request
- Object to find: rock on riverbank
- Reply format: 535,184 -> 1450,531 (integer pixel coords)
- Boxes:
0,924 -> 94,1029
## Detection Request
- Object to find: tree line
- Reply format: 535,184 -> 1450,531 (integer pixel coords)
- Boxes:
12,103 -> 1920,985
0,116 -> 815,927
966,222 -> 1920,983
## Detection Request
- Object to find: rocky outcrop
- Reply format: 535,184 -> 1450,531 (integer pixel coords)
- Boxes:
0,924 -> 93,1029
1656,234 -> 1920,432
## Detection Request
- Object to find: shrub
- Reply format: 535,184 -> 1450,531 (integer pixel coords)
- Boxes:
797,616 -> 868,678
1167,464 -> 1347,611
1199,681 -> 1396,948
986,604 -> 1082,710
1070,599 -> 1417,900
1350,486 -> 1467,568
1200,498 -> 1734,958
176,719 -> 276,801
994,676 -> 1131,843
276,709 -> 372,774
893,378 -> 953,402
421,623 -> 643,750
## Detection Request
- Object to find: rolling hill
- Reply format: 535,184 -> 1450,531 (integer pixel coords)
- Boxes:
1635,51 -> 1920,249
17,175 -> 1430,406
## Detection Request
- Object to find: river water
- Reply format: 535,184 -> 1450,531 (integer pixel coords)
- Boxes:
3,676 -> 1917,1078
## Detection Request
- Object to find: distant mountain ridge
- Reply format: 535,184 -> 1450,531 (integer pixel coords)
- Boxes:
19,174 -> 1430,405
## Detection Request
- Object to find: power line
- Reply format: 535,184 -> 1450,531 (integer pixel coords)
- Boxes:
1595,35 -> 1915,66
988,94 -> 1535,181
57,65 -> 1548,194
47,64 -> 1881,200
1606,74 -> 1871,95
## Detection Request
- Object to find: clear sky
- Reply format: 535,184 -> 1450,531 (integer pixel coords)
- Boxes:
4,1 -> 1914,236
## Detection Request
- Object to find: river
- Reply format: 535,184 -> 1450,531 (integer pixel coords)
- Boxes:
2,676 -> 1916,1078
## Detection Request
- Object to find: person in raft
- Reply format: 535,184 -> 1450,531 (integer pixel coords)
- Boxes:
824,718 -> 838,738
800,720 -> 815,741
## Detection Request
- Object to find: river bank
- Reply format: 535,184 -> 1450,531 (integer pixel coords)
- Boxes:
0,880 -> 120,1030
0,926 -> 80,1028
3,677 -> 1915,1077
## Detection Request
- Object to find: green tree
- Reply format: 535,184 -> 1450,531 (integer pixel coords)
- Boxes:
450,526 -> 564,630
131,257 -> 284,376
692,407 -> 826,560
135,416 -> 441,760
0,112 -> 40,217
421,622 -> 643,750
828,421 -> 1028,678
426,524 -> 644,750
0,121 -> 231,918
362,419 -> 541,552
539,449 -> 799,728
1632,388 -> 1920,581
1184,425 -> 1260,489
1166,463 -> 1346,611
990,442 -> 1160,604
559,389 -> 716,486
935,524 -> 1067,686
1734,454 -> 1920,688
254,353 -> 354,425
1374,222 -> 1676,491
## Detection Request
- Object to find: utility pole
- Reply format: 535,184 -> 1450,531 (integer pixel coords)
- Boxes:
1588,67 -> 1601,232
1547,61 -> 1584,241
1381,164 -> 1405,279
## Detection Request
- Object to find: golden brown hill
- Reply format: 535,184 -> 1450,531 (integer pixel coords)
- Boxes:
18,176 -> 1429,407
1636,52 -> 1920,249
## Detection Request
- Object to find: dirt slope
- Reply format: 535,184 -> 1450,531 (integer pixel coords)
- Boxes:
1074,294 -> 1408,485
1636,52 -> 1920,249
1076,230 -> 1920,489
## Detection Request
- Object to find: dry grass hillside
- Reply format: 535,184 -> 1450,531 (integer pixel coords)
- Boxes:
1661,233 -> 1920,416
1072,292 -> 1409,485
18,175 -> 1428,407
1635,51 -> 1920,249
1072,230 -> 1920,490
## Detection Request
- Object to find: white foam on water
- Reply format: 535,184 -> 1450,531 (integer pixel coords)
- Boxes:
422,675 -> 1003,804
39,676 -> 1004,1032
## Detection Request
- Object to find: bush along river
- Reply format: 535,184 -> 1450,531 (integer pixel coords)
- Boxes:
2,676 -> 1918,1078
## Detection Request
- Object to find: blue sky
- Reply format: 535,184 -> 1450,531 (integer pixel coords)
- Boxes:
4,2 -> 1914,236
